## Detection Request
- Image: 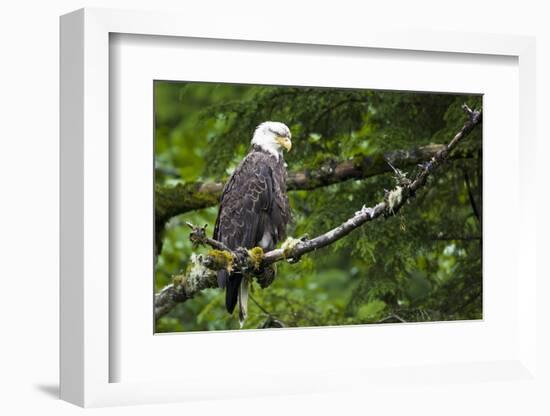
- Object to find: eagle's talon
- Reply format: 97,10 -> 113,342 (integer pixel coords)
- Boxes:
256,264 -> 276,288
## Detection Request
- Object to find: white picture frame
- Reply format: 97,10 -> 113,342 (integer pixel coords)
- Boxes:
60,7 -> 538,408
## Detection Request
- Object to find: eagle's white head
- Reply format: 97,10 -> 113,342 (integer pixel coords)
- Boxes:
251,121 -> 292,159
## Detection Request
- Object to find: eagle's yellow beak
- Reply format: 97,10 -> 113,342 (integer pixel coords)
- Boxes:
277,136 -> 292,152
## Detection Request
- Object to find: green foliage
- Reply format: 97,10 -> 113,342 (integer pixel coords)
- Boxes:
155,81 -> 482,332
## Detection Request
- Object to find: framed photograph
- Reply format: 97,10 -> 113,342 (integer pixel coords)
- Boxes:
153,80 -> 483,334
60,8 -> 538,408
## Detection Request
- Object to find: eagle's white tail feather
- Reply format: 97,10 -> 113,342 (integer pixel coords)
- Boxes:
238,277 -> 249,328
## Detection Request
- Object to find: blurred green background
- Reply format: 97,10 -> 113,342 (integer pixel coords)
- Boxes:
154,81 -> 482,332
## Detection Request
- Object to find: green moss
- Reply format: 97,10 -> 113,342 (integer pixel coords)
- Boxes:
207,249 -> 234,271
189,185 -> 220,205
248,247 -> 264,271
172,273 -> 185,286
155,182 -> 221,224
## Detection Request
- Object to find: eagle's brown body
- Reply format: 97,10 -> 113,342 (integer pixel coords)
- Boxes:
214,144 -> 291,315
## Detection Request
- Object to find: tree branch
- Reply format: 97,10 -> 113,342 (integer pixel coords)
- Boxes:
155,105 -> 482,320
377,313 -> 407,324
155,142 -> 476,225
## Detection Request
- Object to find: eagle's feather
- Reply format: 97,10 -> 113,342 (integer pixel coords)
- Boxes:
238,276 -> 250,328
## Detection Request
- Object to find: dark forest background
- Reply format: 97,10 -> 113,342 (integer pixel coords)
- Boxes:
154,81 -> 482,332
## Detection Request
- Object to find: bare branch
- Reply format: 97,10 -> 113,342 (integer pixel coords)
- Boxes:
185,222 -> 231,251
155,106 -> 482,320
377,313 -> 407,324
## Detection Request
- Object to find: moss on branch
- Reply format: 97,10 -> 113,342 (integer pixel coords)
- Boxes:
248,247 -> 264,271
155,182 -> 223,225
207,249 -> 234,271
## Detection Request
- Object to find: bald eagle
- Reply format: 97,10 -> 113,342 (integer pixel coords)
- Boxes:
213,121 -> 292,325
